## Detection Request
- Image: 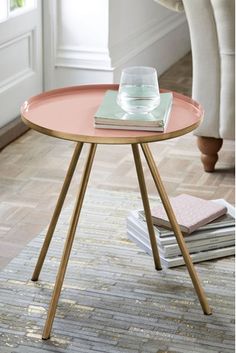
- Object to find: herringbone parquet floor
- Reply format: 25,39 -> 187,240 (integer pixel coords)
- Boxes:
0,53 -> 235,269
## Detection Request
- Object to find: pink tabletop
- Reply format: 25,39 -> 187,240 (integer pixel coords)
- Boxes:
21,84 -> 203,144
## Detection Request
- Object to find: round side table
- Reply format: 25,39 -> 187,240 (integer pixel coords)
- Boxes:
21,84 -> 211,340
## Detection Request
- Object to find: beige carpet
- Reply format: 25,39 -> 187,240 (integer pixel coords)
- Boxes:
0,188 -> 234,353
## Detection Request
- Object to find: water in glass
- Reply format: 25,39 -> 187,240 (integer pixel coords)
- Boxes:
117,66 -> 160,115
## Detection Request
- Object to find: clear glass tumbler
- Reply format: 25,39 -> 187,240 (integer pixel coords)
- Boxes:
117,66 -> 160,115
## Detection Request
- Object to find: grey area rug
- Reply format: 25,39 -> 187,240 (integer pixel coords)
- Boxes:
0,189 -> 234,353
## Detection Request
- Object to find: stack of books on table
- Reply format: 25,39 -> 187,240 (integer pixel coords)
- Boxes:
94,90 -> 173,132
127,194 -> 235,268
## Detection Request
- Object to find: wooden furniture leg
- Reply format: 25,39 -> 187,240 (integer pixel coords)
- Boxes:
141,143 -> 212,315
32,142 -> 84,281
197,136 -> 223,172
132,144 -> 162,270
42,143 -> 97,340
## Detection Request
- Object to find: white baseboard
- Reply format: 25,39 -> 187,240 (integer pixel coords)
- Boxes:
110,13 -> 188,69
47,10 -> 190,87
113,15 -> 191,81
55,46 -> 112,71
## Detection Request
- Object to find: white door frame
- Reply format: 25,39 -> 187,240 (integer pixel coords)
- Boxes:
0,0 -> 43,147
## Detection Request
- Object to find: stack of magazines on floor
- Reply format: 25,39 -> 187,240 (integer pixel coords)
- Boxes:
127,194 -> 235,268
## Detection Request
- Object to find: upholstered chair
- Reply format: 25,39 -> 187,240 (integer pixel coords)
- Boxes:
155,0 -> 235,172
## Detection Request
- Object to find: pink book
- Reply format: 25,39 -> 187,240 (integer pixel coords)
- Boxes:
151,194 -> 227,234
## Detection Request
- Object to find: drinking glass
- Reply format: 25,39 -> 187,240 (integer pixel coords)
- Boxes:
117,66 -> 160,115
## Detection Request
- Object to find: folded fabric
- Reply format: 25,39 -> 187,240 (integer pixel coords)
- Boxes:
153,0 -> 184,12
149,194 -> 228,234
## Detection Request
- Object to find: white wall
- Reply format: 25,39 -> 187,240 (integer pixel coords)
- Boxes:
58,0 -> 108,49
57,0 -> 111,69
109,0 -> 190,82
44,0 -> 190,89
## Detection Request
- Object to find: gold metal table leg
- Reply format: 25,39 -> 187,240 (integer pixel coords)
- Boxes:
42,143 -> 97,340
132,144 -> 162,270
32,142 -> 84,281
141,143 -> 212,315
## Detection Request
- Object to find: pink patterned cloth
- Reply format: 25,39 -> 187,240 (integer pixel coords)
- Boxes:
151,194 -> 227,234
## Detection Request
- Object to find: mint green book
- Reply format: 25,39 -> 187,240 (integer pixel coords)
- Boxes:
94,90 -> 173,132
